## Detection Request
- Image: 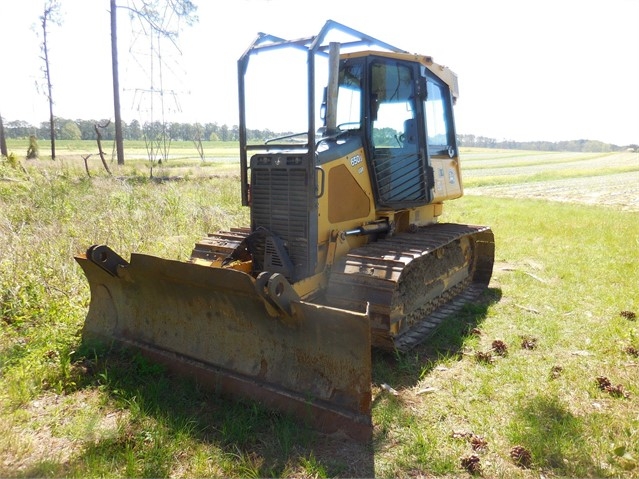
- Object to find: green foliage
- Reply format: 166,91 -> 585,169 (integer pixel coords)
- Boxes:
4,118 -> 271,143
299,453 -> 328,478
2,151 -> 20,169
26,135 -> 39,159
59,121 -> 82,140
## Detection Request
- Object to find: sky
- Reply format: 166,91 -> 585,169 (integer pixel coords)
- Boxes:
1,0 -> 638,146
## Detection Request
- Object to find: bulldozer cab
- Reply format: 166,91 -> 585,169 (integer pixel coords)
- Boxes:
236,20 -> 465,285
238,20 -> 461,213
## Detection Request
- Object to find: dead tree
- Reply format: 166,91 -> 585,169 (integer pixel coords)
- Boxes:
40,0 -> 62,161
0,113 -> 7,158
94,122 -> 113,175
110,0 -> 125,165
82,154 -> 93,177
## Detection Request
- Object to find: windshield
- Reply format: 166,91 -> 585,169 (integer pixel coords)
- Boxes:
243,47 -> 309,141
423,68 -> 455,154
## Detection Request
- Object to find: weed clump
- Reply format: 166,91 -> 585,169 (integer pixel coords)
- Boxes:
4,151 -> 19,168
26,135 -> 39,159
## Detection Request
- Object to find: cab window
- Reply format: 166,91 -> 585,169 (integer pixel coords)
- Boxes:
424,73 -> 454,155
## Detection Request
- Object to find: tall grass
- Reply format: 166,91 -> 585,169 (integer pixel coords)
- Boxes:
1,150 -> 638,477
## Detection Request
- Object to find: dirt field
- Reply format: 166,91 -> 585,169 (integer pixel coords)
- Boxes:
462,151 -> 639,211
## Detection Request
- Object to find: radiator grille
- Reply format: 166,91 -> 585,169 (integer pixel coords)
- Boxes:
250,155 -> 312,280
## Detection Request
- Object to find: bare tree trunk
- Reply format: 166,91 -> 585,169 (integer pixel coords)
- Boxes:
111,0 -> 125,165
82,154 -> 92,177
94,122 -> 113,175
42,9 -> 56,160
0,113 -> 7,158
193,124 -> 205,161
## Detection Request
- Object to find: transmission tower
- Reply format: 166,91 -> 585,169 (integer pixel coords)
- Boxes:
124,0 -> 187,165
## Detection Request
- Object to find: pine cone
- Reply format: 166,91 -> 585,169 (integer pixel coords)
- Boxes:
491,339 -> 508,356
606,383 -> 630,399
520,335 -> 538,350
596,376 -> 612,390
550,365 -> 563,379
469,327 -> 482,336
470,434 -> 488,452
623,345 -> 639,357
620,310 -> 636,320
510,445 -> 532,468
460,454 -> 482,475
596,376 -> 630,398
475,351 -> 494,364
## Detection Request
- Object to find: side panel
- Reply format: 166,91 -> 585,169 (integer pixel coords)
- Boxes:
431,157 -> 463,201
319,146 -> 376,231
315,144 -> 377,271
328,164 -> 371,223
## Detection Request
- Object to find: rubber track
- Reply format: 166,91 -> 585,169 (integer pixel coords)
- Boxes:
393,283 -> 486,351
326,223 -> 494,351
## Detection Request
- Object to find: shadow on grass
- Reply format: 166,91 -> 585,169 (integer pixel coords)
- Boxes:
507,394 -> 601,477
373,287 -> 502,389
14,343 -> 374,479
13,289 -> 499,478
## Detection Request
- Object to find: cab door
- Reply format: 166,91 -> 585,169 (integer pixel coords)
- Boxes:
367,58 -> 432,208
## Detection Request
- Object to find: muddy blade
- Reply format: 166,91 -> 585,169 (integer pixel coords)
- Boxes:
75,250 -> 372,441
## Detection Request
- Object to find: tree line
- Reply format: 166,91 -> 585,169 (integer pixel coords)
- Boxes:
1,118 -> 283,143
457,134 -> 635,153
3,119 -> 633,153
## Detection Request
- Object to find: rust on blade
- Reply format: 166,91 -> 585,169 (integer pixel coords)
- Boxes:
75,249 -> 372,441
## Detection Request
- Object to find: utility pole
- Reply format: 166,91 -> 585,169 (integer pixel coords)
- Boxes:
111,0 -> 125,165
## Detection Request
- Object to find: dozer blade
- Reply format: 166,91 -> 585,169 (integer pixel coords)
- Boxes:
75,246 -> 372,441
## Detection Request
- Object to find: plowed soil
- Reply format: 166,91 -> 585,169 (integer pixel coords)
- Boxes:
462,150 -> 639,211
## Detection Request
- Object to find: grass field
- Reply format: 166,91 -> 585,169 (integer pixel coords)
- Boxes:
1,142 -> 638,478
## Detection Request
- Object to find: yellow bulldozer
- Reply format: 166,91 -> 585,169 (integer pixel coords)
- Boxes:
75,20 -> 494,441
